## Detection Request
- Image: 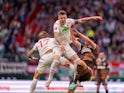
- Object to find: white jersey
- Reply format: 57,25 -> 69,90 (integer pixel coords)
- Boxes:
32,38 -> 57,57
54,18 -> 75,44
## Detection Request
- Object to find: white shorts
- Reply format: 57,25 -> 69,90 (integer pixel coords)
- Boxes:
37,53 -> 68,73
53,43 -> 76,59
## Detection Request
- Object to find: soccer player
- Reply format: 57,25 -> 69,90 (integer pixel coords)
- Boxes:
96,52 -> 109,93
45,10 -> 102,87
68,29 -> 99,93
28,31 -> 74,93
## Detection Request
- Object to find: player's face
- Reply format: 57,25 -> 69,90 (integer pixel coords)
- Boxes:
58,14 -> 67,26
99,53 -> 105,59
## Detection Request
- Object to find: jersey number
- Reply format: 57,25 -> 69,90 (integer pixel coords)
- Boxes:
40,38 -> 49,48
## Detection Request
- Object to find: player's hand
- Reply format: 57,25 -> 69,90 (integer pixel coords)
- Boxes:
94,16 -> 102,20
29,56 -> 38,61
106,75 -> 110,80
95,16 -> 103,22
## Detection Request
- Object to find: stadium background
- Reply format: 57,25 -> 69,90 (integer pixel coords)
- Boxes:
0,0 -> 124,93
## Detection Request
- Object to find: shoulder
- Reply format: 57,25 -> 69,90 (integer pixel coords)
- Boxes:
54,20 -> 60,25
67,18 -> 75,21
48,38 -> 54,40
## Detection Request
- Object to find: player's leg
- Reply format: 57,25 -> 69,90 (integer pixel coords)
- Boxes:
30,53 -> 53,92
96,79 -> 101,93
60,57 -> 75,72
30,70 -> 41,93
30,63 -> 49,93
96,85 -> 100,93
104,85 -> 109,93
62,57 -> 79,89
65,44 -> 88,89
103,80 -> 109,93
45,47 -> 61,87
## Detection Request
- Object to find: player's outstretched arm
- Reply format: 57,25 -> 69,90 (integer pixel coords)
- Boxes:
75,31 -> 96,49
71,28 -> 81,50
77,16 -> 102,24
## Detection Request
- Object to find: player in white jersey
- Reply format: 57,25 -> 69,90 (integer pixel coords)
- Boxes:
28,31 -> 74,93
45,10 -> 102,87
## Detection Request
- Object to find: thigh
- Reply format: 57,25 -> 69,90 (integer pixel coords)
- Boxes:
96,78 -> 102,85
102,79 -> 108,85
53,46 -> 62,56
78,70 -> 92,82
64,44 -> 76,59
77,65 -> 92,82
37,53 -> 53,73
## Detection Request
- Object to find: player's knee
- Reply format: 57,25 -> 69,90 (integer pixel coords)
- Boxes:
54,55 -> 60,61
50,68 -> 56,73
73,58 -> 80,64
50,60 -> 59,72
34,71 -> 41,79
64,63 -> 70,67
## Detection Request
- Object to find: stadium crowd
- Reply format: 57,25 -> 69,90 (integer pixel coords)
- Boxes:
0,0 -> 124,62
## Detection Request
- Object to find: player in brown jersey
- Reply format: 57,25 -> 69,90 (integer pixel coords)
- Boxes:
96,52 -> 109,93
68,28 -> 99,93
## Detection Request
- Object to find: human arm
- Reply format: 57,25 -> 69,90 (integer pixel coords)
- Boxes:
70,28 -> 81,50
106,61 -> 110,80
27,43 -> 38,60
76,16 -> 102,24
72,29 -> 96,49
27,49 -> 37,60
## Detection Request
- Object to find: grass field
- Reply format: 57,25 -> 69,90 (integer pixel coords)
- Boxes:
0,80 -> 123,93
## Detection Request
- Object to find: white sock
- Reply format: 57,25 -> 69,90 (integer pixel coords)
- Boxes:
69,64 -> 75,72
30,78 -> 38,93
48,60 -> 59,81
73,63 -> 77,80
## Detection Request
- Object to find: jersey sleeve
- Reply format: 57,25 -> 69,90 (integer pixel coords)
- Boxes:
32,42 -> 38,51
53,21 -> 59,33
68,18 -> 75,26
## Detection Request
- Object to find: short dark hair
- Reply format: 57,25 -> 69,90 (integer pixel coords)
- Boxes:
57,10 -> 67,16
39,31 -> 49,39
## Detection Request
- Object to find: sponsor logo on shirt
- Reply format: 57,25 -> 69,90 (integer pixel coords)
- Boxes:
62,27 -> 69,33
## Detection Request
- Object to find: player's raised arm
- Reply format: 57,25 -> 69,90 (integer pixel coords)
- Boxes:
76,16 -> 102,24
75,31 -> 96,49
71,28 -> 81,50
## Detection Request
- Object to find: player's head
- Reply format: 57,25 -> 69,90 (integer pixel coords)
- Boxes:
57,10 -> 67,26
98,52 -> 105,59
39,31 -> 49,39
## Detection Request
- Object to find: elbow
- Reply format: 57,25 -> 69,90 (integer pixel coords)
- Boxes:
27,52 -> 30,57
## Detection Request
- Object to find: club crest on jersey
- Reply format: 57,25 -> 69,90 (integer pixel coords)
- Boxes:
62,27 -> 69,33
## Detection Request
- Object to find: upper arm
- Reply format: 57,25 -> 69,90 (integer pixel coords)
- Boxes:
53,22 -> 59,33
53,22 -> 60,39
27,43 -> 38,57
32,43 -> 38,51
70,28 -> 81,49
68,18 -> 75,25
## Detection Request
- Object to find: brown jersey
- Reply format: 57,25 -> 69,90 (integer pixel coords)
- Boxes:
80,45 -> 99,69
96,58 -> 109,79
